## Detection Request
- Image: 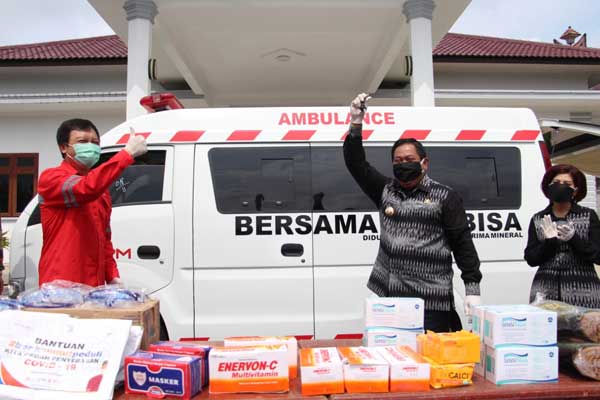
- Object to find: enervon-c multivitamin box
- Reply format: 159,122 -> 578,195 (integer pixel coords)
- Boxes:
377,346 -> 430,392
224,336 -> 298,378
209,345 -> 289,394
337,347 -> 389,393
148,341 -> 211,387
299,347 -> 344,396
483,305 -> 557,347
124,351 -> 202,399
365,298 -> 424,330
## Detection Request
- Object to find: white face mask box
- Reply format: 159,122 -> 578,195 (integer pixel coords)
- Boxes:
363,327 -> 423,350
485,345 -> 558,385
483,305 -> 556,347
364,297 -> 424,329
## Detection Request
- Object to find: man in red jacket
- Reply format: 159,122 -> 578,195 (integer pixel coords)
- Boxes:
37,119 -> 147,287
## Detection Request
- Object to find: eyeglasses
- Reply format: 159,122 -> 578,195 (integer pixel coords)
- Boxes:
551,179 -> 574,187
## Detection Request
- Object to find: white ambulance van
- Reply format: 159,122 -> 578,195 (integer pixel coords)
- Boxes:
9,105 -> 548,341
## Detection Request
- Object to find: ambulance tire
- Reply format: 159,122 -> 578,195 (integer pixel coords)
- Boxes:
159,315 -> 169,341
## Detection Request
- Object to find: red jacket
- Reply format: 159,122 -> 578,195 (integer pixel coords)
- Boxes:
37,150 -> 133,287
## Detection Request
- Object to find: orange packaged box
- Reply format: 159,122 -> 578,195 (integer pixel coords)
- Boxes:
208,344 -> 289,394
377,346 -> 430,392
417,330 -> 480,364
337,347 -> 389,393
425,356 -> 474,389
224,335 -> 298,378
299,347 -> 344,396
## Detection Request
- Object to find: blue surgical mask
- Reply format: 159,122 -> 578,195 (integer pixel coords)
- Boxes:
70,143 -> 101,168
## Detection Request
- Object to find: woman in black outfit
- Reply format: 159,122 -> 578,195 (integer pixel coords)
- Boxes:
525,164 -> 600,308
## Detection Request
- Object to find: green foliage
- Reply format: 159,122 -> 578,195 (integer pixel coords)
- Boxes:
0,231 -> 8,250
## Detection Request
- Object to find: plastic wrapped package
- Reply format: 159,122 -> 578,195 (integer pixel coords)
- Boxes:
18,280 -> 91,308
0,298 -> 21,311
83,285 -> 147,308
559,340 -> 600,380
532,293 -> 600,342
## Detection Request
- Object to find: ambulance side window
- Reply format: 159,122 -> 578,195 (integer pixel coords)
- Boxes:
209,147 -> 312,213
311,146 -> 521,211
97,150 -> 166,206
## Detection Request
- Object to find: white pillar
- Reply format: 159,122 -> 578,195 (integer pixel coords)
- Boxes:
124,0 -> 158,119
403,0 -> 436,107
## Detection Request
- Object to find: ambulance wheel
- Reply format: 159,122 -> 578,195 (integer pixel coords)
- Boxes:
159,315 -> 169,340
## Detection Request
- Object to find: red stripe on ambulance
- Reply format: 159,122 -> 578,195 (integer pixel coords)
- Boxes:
456,130 -> 486,141
401,130 -> 430,140
116,132 -> 151,144
511,130 -> 540,141
340,130 -> 374,141
227,130 -> 261,141
283,130 -> 316,141
170,130 -> 205,142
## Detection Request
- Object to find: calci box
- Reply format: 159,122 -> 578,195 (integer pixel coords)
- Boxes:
299,347 -> 344,396
365,298 -> 424,329
148,341 -> 211,387
224,335 -> 298,378
124,351 -> 202,399
338,347 -> 389,393
209,344 -> 289,394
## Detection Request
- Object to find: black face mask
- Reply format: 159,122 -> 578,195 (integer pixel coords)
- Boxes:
548,182 -> 575,203
393,161 -> 422,182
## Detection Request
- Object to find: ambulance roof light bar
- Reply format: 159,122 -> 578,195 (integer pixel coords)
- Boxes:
140,92 -> 184,113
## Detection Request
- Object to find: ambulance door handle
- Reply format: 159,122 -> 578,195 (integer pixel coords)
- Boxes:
137,245 -> 161,259
281,243 -> 304,257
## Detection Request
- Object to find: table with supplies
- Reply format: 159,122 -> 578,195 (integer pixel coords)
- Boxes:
114,339 -> 600,400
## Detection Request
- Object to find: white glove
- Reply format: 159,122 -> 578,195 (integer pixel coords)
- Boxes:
557,222 -> 575,242
464,295 -> 481,317
350,93 -> 371,125
540,215 -> 558,239
109,277 -> 122,285
124,127 -> 148,158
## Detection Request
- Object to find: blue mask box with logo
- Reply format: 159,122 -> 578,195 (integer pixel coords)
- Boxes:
482,305 -> 557,347
125,351 -> 202,399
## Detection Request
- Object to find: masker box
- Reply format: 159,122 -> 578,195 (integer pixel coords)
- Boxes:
485,345 -> 558,385
377,346 -> 430,392
124,351 -> 202,399
209,344 -> 289,394
299,347 -> 344,396
148,341 -> 210,387
224,335 -> 297,378
364,327 -> 423,350
365,297 -> 424,329
337,346 -> 389,393
483,305 -> 556,347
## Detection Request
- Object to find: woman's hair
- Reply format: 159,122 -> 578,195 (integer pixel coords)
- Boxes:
541,164 -> 587,202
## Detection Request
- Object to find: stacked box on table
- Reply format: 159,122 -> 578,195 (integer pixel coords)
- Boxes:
224,336 -> 298,378
376,346 -> 430,392
124,351 -> 202,399
148,341 -> 211,387
337,346 -> 389,393
472,305 -> 488,377
23,299 -> 160,349
364,297 -> 424,351
482,304 -> 558,385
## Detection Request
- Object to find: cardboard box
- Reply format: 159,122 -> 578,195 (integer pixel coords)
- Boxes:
485,345 -> 558,385
338,347 -> 389,393
474,345 -> 486,377
417,330 -> 480,364
483,305 -> 556,347
424,356 -> 474,389
24,299 -> 160,350
377,346 -> 430,392
365,297 -> 424,329
299,347 -> 344,396
209,345 -> 289,394
472,305 -> 489,342
224,336 -> 298,378
363,327 -> 422,350
125,351 -> 202,399
148,341 -> 211,387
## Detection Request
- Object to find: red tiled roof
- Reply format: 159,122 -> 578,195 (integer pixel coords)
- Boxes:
0,35 -> 126,61
434,32 -> 600,60
1,32 -> 600,63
